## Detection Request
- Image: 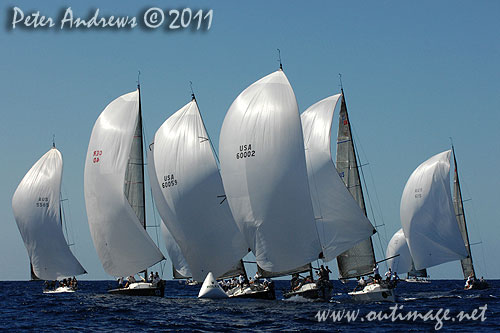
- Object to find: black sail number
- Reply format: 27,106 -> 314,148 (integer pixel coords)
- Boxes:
236,143 -> 256,160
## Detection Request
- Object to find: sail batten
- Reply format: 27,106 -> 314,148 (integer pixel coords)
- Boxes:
12,148 -> 86,280
335,92 -> 376,278
400,150 -> 468,271
301,94 -> 375,263
219,70 -> 321,273
84,90 -> 164,277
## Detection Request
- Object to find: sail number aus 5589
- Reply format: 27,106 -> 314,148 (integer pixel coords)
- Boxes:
236,144 -> 255,159
162,174 -> 178,188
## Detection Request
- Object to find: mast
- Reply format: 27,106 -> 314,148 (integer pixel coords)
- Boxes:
335,88 -> 377,278
138,82 -> 148,279
451,145 -> 476,279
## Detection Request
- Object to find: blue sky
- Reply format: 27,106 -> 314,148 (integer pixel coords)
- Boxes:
1,1 -> 499,280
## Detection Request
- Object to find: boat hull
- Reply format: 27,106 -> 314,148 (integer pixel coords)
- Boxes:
465,280 -> 489,290
283,281 -> 333,301
349,283 -> 395,302
43,286 -> 76,294
108,281 -> 165,297
227,283 -> 276,300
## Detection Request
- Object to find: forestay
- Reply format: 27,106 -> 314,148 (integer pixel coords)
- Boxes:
400,150 -> 468,270
219,70 -> 321,272
301,94 -> 375,262
84,90 -> 164,277
12,148 -> 86,280
149,99 -> 247,282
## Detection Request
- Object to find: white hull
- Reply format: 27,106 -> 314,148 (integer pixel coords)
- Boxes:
43,286 -> 76,294
405,277 -> 430,283
348,283 -> 395,302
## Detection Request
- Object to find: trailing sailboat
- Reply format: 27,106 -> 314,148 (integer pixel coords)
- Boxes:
12,145 -> 86,292
386,229 -> 429,283
401,148 -> 488,290
84,85 -> 165,296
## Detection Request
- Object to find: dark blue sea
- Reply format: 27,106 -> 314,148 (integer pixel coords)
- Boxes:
1,279 -> 498,332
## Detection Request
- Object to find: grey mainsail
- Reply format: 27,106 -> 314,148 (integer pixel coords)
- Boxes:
451,146 -> 475,279
408,262 -> 428,278
335,90 -> 377,278
123,89 -> 146,229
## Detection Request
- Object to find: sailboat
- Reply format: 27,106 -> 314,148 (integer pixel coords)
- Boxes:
332,88 -> 396,302
401,148 -> 488,290
219,66 -> 338,301
12,145 -> 87,292
386,229 -> 429,283
148,94 -> 274,299
84,85 -> 165,296
283,93 -> 378,299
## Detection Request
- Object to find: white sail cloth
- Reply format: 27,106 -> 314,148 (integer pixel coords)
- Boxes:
385,229 -> 413,274
301,94 -> 375,262
400,150 -> 468,270
12,148 -> 86,280
160,222 -> 192,278
84,90 -> 164,277
149,99 -> 247,282
219,70 -> 321,272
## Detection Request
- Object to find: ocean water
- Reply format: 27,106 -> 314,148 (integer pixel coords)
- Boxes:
1,279 -> 498,332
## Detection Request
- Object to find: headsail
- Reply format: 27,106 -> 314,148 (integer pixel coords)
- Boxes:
84,89 -> 164,277
219,70 -> 321,272
451,147 -> 475,278
12,148 -> 86,280
335,92 -> 376,278
400,150 -> 468,270
148,98 -> 247,282
301,94 -> 375,262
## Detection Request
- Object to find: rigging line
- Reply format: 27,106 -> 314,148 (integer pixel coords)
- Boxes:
192,85 -> 221,166
277,48 -> 282,70
351,125 -> 389,245
351,130 -> 387,268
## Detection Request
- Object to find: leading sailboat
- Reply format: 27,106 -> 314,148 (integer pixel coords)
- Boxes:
12,145 -> 87,292
84,85 -> 165,296
220,66 -> 349,300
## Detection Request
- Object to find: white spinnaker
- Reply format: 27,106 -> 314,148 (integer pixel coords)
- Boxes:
150,99 -> 247,282
385,228 -> 413,274
84,90 -> 164,277
301,95 -> 375,261
219,70 -> 321,272
160,222 -> 192,278
400,150 -> 468,270
12,148 -> 86,280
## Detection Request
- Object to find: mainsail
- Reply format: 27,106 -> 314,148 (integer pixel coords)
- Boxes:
301,94 -> 375,262
400,150 -> 468,270
335,91 -> 377,278
84,89 -> 164,277
148,97 -> 247,282
219,69 -> 322,273
12,147 -> 86,280
451,146 -> 475,279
